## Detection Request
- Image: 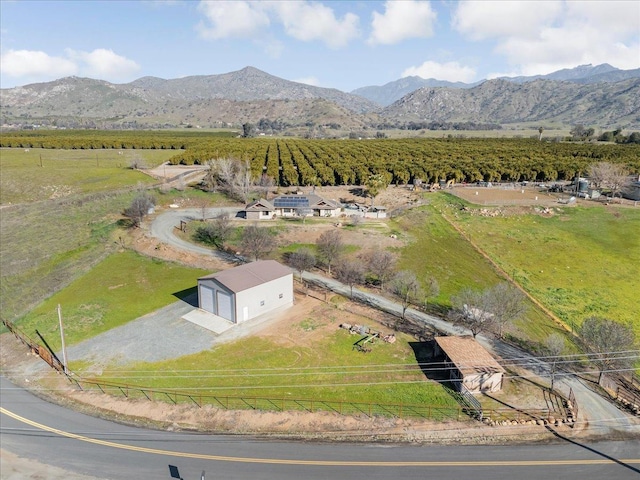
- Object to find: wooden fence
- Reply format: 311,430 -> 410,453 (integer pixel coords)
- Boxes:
2,317 -> 65,373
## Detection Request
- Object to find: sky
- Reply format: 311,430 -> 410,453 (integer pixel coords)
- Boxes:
1,0 -> 639,92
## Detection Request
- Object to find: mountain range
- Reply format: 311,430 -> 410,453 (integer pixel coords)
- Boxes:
2,64 -> 639,131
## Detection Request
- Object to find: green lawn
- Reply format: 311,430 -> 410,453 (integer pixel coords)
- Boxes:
15,251 -> 209,349
85,307 -> 458,410
0,148 -> 175,204
439,195 -> 640,336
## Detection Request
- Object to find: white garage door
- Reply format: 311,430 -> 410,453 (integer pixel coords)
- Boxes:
216,291 -> 233,321
200,286 -> 214,313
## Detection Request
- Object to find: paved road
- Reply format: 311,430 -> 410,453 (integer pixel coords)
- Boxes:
150,207 -> 639,439
2,376 -> 640,480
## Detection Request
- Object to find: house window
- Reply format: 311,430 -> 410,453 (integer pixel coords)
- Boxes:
279,293 -> 283,299
260,300 -> 265,306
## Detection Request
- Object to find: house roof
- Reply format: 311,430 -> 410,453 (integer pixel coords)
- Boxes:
271,194 -> 340,210
435,336 -> 505,376
199,260 -> 292,293
245,199 -> 275,211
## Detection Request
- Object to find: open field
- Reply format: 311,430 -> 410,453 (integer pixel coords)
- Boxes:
0,148 -> 175,204
14,250 -> 208,349
435,193 -> 640,337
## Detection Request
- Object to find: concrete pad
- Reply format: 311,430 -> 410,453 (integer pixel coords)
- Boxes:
182,309 -> 234,334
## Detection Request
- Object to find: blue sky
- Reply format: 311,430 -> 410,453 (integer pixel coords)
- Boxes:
1,1 -> 639,92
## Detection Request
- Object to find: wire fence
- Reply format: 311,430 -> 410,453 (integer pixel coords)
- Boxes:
3,316 -> 571,424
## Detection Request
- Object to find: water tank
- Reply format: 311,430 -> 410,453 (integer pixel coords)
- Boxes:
578,179 -> 589,193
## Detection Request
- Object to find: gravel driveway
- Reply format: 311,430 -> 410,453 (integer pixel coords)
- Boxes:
61,207 -> 639,439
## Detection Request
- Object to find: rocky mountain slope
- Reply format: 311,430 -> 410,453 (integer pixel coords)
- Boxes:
2,66 -> 639,130
354,64 -> 640,106
380,78 -> 640,127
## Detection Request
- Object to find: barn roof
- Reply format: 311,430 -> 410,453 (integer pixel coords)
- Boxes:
199,260 -> 292,293
435,336 -> 505,376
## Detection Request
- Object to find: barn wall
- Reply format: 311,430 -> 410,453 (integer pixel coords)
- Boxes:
234,274 -> 294,323
198,278 -> 237,323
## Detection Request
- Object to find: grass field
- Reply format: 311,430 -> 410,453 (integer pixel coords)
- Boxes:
83,301 -> 459,409
15,250 -> 208,349
436,194 -> 640,337
0,148 -> 174,204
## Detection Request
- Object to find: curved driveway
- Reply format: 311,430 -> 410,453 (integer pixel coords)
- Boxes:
151,207 -> 640,438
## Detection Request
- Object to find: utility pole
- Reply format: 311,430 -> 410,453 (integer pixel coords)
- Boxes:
57,304 -> 69,374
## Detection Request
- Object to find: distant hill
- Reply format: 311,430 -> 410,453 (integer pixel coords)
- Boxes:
354,64 -> 640,106
351,76 -> 479,107
2,65 -> 639,130
380,78 -> 640,127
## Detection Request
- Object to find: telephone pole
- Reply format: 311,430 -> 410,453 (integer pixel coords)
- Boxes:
57,304 -> 69,374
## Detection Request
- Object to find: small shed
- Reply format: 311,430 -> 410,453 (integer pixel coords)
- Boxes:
434,336 -> 505,394
197,260 -> 293,323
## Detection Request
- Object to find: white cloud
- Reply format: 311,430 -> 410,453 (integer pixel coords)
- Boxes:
196,1 -> 359,48
197,1 -> 270,40
66,48 -> 140,80
368,0 -> 437,45
293,76 -> 320,87
453,0 -> 640,74
1,48 -> 139,85
269,1 -> 360,48
453,1 -> 563,40
402,60 -> 476,83
1,49 -> 77,78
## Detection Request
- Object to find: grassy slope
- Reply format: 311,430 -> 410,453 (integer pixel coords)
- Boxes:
392,196 -> 569,344
16,250 -> 209,349
0,148 -> 173,204
438,194 -> 640,336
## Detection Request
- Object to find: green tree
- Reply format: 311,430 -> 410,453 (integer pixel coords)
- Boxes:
365,173 -> 391,206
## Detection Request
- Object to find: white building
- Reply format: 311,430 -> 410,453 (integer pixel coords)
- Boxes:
197,260 -> 293,323
245,194 -> 341,220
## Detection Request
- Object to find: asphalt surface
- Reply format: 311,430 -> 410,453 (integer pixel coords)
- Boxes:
2,376 -> 640,480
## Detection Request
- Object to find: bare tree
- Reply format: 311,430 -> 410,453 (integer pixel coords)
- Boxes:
423,276 -> 440,311
488,283 -> 527,339
447,288 -> 494,338
241,224 -> 276,261
296,207 -> 314,223
335,259 -> 365,298
363,250 -> 397,290
316,230 -> 343,275
123,191 -> 155,227
287,247 -> 316,281
544,333 -> 566,390
580,316 -> 636,384
258,174 -> 275,199
588,162 -> 630,198
206,158 -> 255,202
390,270 -> 423,320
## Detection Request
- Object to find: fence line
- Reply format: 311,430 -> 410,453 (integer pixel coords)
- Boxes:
2,317 -> 65,373
3,316 -> 571,424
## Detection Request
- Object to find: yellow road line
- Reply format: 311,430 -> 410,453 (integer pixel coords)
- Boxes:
2,407 -> 639,467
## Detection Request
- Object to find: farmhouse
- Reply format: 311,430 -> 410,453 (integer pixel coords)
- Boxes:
435,336 -> 505,394
197,260 -> 293,323
245,194 -> 341,219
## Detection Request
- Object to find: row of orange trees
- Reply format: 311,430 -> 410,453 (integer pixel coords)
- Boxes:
2,131 -> 639,185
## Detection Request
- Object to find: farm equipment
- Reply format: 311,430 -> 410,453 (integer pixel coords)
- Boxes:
339,323 -> 396,353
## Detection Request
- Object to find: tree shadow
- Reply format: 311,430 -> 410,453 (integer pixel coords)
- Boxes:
172,287 -> 198,307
